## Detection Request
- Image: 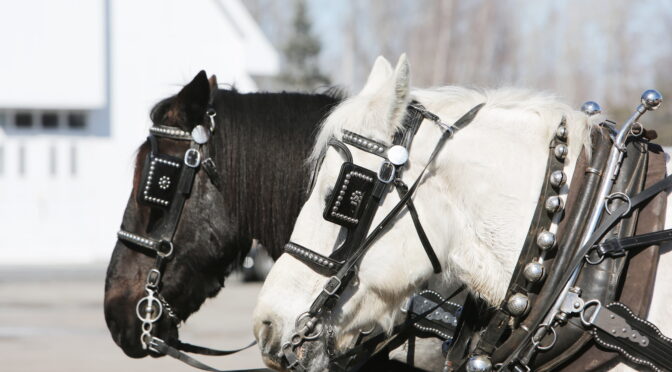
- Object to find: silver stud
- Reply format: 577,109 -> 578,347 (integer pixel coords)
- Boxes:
507,293 -> 530,317
549,170 -> 566,188
387,145 -> 409,165
544,196 -> 564,214
523,262 -> 545,283
466,355 -> 492,372
554,144 -> 568,160
536,230 -> 556,250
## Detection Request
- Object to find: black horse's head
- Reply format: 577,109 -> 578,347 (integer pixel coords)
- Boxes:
104,71 -> 241,357
104,70 -> 342,358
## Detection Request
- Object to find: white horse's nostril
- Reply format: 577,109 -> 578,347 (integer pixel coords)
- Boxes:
255,319 -> 281,355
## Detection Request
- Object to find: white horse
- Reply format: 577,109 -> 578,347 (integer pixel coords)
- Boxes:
252,55 -> 672,372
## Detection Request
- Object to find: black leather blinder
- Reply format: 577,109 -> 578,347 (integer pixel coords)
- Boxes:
137,153 -> 183,209
323,162 -> 377,229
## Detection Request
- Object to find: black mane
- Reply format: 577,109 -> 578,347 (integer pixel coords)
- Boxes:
213,89 -> 341,258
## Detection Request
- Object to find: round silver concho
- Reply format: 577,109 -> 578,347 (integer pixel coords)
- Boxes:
387,145 -> 409,166
192,125 -> 210,144
466,355 -> 492,372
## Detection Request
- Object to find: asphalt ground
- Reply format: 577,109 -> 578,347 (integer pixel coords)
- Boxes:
0,265 -> 266,372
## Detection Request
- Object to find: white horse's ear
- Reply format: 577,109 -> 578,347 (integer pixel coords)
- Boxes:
388,54 -> 411,127
360,56 -> 393,95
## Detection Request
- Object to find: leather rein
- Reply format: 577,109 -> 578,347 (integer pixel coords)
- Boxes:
116,106 -> 264,372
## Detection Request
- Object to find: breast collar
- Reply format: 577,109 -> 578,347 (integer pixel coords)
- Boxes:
115,108 -> 260,372
281,102 -> 486,372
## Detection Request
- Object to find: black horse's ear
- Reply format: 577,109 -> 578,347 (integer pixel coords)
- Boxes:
173,70 -> 210,130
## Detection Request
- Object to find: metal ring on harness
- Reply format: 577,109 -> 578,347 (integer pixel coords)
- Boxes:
292,312 -> 324,344
157,240 -> 174,258
604,192 -> 632,215
580,299 -> 603,326
532,324 -> 557,351
630,121 -> 643,137
584,248 -> 605,265
136,294 -> 163,323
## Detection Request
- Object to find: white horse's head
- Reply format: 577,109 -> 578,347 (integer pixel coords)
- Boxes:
252,55 -> 595,371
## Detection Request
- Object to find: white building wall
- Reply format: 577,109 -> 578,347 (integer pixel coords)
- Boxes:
0,0 -> 279,264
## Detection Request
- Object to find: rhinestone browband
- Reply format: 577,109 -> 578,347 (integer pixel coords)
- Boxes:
150,125 -> 193,140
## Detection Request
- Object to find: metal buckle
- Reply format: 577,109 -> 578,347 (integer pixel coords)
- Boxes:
377,160 -> 395,183
184,148 -> 201,168
148,336 -> 163,353
323,276 -> 342,296
146,269 -> 161,288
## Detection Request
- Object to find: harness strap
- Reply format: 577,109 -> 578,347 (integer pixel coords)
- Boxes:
596,228 -> 672,257
395,180 -> 442,273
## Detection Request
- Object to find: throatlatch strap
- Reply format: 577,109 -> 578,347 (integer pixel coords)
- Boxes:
395,180 -> 442,273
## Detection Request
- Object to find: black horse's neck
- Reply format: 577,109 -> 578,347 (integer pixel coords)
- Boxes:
212,90 -> 340,259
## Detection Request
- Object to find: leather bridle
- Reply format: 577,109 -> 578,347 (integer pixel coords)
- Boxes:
280,102 -> 485,371
116,106 -> 260,372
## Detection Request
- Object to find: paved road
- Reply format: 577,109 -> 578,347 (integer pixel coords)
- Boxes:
0,265 -> 267,372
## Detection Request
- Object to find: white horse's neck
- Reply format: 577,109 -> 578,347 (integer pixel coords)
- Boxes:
403,87 -> 596,304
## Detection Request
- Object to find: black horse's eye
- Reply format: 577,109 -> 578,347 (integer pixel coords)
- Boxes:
324,187 -> 334,206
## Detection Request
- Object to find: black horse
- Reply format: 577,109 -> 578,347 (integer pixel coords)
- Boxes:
104,71 -> 340,358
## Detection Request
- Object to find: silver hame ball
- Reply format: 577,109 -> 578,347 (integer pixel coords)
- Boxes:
507,293 -> 530,317
536,230 -> 556,250
544,195 -> 564,214
523,262 -> 545,282
555,125 -> 568,140
641,89 -> 663,111
554,144 -> 568,160
580,101 -> 602,116
466,355 -> 492,372
549,170 -> 567,188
